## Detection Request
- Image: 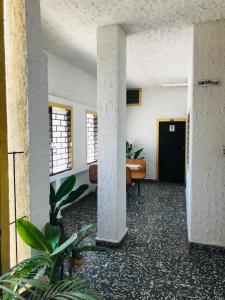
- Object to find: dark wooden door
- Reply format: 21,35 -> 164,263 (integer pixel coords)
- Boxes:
158,121 -> 186,183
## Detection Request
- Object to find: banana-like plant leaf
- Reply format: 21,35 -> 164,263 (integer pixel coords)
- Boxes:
55,185 -> 89,216
133,148 -> 144,159
16,219 -> 52,254
55,176 -> 76,202
126,141 -> 135,159
45,223 -> 61,250
126,141 -> 144,160
79,224 -> 93,234
62,185 -> 88,206
128,143 -> 133,152
49,176 -> 89,225
50,184 -> 56,207
126,141 -> 129,152
51,233 -> 77,257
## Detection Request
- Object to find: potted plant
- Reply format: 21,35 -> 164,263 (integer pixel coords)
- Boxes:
49,175 -> 88,227
0,218 -> 100,299
126,141 -> 144,159
68,224 -> 104,271
0,264 -> 98,299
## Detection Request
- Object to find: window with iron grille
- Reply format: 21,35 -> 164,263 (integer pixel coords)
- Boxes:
86,112 -> 97,164
49,104 -> 72,175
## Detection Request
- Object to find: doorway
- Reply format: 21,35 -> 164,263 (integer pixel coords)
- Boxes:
157,119 -> 186,183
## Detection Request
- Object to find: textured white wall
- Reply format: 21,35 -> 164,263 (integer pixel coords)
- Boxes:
187,21 -> 225,247
127,87 -> 187,179
46,52 -> 97,192
47,52 -> 96,107
97,25 -> 127,243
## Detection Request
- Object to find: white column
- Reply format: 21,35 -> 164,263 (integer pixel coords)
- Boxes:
4,0 -> 49,264
5,0 -> 49,233
25,0 -> 49,230
97,25 -> 127,244
186,21 -> 225,247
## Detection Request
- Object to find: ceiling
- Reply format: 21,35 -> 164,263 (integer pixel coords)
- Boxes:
40,0 -> 225,87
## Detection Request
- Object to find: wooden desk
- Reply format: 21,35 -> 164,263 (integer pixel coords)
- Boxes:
126,159 -> 146,196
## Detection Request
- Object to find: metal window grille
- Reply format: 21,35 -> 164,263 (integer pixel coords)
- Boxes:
49,105 -> 72,175
86,113 -> 97,164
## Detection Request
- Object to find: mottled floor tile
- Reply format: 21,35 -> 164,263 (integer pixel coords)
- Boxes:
62,182 -> 225,300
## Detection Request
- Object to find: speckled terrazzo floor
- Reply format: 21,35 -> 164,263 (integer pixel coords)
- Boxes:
62,182 -> 225,300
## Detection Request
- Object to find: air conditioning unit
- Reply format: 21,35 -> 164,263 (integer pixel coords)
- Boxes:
126,88 -> 142,106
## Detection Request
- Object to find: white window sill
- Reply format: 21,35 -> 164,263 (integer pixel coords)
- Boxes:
50,166 -> 89,183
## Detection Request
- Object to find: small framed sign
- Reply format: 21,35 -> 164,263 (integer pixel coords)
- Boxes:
169,125 -> 175,132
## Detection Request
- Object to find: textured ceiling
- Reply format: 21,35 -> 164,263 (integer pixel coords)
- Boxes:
40,0 -> 225,87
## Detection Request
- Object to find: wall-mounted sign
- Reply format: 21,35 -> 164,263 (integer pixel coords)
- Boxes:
169,125 -> 175,132
198,80 -> 221,87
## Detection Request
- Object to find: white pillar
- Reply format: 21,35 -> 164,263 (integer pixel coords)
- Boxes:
5,0 -> 49,234
186,21 -> 225,247
25,0 -> 49,230
5,0 -> 49,264
97,25 -> 127,244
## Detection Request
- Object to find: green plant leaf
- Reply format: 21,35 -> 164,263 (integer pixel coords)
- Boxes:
55,176 -> 76,202
127,141 -> 138,159
7,256 -> 50,279
52,292 -> 98,300
40,278 -> 98,300
0,284 -> 25,300
45,223 -> 61,250
61,185 -> 88,207
133,148 -> 144,159
54,185 -> 89,218
51,233 -> 77,257
16,219 -> 52,254
126,141 -> 129,152
49,184 -> 56,207
79,224 -> 94,234
1,278 -> 47,295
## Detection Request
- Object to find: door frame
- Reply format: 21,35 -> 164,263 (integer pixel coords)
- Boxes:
156,118 -> 187,182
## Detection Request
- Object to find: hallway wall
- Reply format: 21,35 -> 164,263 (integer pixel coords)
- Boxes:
47,52 -> 96,107
46,52 -> 188,184
126,87 -> 187,179
46,52 -> 97,192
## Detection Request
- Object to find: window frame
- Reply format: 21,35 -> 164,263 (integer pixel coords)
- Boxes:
86,110 -> 98,165
49,101 -> 73,176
